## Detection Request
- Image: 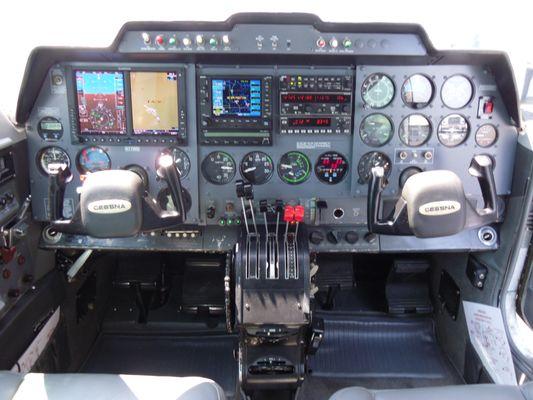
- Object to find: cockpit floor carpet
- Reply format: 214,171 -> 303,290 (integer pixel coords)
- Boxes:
80,333 -> 238,398
301,314 -> 462,399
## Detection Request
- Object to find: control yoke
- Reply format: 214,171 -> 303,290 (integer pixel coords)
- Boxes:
47,154 -> 187,238
367,155 -> 501,238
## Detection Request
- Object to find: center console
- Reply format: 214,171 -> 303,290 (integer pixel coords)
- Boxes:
233,181 -> 314,392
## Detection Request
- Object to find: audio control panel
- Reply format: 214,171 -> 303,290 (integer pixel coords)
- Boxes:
279,74 -> 353,135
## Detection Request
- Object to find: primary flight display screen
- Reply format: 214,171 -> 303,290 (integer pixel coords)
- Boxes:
212,79 -> 261,117
75,71 -> 126,135
131,71 -> 180,136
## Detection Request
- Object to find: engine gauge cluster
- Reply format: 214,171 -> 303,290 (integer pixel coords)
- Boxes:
315,152 -> 349,184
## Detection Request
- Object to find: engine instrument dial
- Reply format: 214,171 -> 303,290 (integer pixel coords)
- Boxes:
361,73 -> 395,109
438,114 -> 469,147
278,151 -> 311,185
240,151 -> 274,185
38,146 -> 70,175
441,75 -> 473,109
475,124 -> 498,147
357,151 -> 392,184
401,74 -> 434,109
201,151 -> 236,185
170,147 -> 191,178
360,113 -> 393,147
399,114 -> 432,147
76,146 -> 111,174
315,152 -> 349,184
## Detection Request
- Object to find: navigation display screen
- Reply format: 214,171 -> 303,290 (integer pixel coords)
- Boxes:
131,71 -> 180,135
212,79 -> 261,117
75,71 -> 126,135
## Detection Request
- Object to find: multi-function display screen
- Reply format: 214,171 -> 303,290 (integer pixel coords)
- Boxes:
131,71 -> 180,136
75,71 -> 126,135
280,94 -> 351,103
212,79 -> 261,117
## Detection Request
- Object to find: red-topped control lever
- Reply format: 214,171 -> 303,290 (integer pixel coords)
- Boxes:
294,205 -> 305,223
283,205 -> 295,223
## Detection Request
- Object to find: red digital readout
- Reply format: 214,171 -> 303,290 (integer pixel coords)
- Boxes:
288,118 -> 332,127
281,94 -> 350,103
321,157 -> 344,170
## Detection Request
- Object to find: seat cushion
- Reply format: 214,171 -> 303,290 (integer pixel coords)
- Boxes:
0,372 -> 23,400
12,373 -> 225,400
330,383 -> 532,400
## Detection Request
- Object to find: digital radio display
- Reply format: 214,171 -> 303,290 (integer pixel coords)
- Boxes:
288,118 -> 332,127
280,94 -> 351,103
75,71 -> 126,135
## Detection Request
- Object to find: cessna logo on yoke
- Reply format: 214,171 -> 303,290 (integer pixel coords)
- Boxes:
419,200 -> 461,216
88,199 -> 132,214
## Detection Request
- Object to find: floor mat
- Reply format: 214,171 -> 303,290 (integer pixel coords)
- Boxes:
81,334 -> 238,397
309,314 -> 459,379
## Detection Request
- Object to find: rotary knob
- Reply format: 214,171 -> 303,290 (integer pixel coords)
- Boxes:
309,231 -> 325,245
344,231 -> 359,244
364,232 -> 377,244
326,231 -> 339,244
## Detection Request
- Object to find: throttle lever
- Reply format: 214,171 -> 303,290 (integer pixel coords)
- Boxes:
48,166 -> 72,220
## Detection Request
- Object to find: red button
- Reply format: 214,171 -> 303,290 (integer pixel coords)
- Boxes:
483,100 -> 494,114
156,35 -> 164,45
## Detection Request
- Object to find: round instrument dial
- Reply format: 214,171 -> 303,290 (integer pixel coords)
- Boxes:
240,151 -> 274,185
76,146 -> 111,174
170,147 -> 191,178
401,74 -> 434,109
361,73 -> 395,109
399,114 -> 432,147
315,152 -> 349,184
360,113 -> 393,147
438,114 -> 469,147
441,75 -> 473,109
475,124 -> 498,147
201,151 -> 236,185
278,151 -> 311,185
38,146 -> 70,175
357,151 -> 392,184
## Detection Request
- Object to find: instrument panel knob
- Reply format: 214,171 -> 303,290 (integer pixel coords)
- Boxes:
309,230 -> 325,245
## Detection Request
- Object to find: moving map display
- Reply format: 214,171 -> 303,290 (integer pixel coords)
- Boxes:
75,71 -> 126,135
212,79 -> 261,117
131,72 -> 180,135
